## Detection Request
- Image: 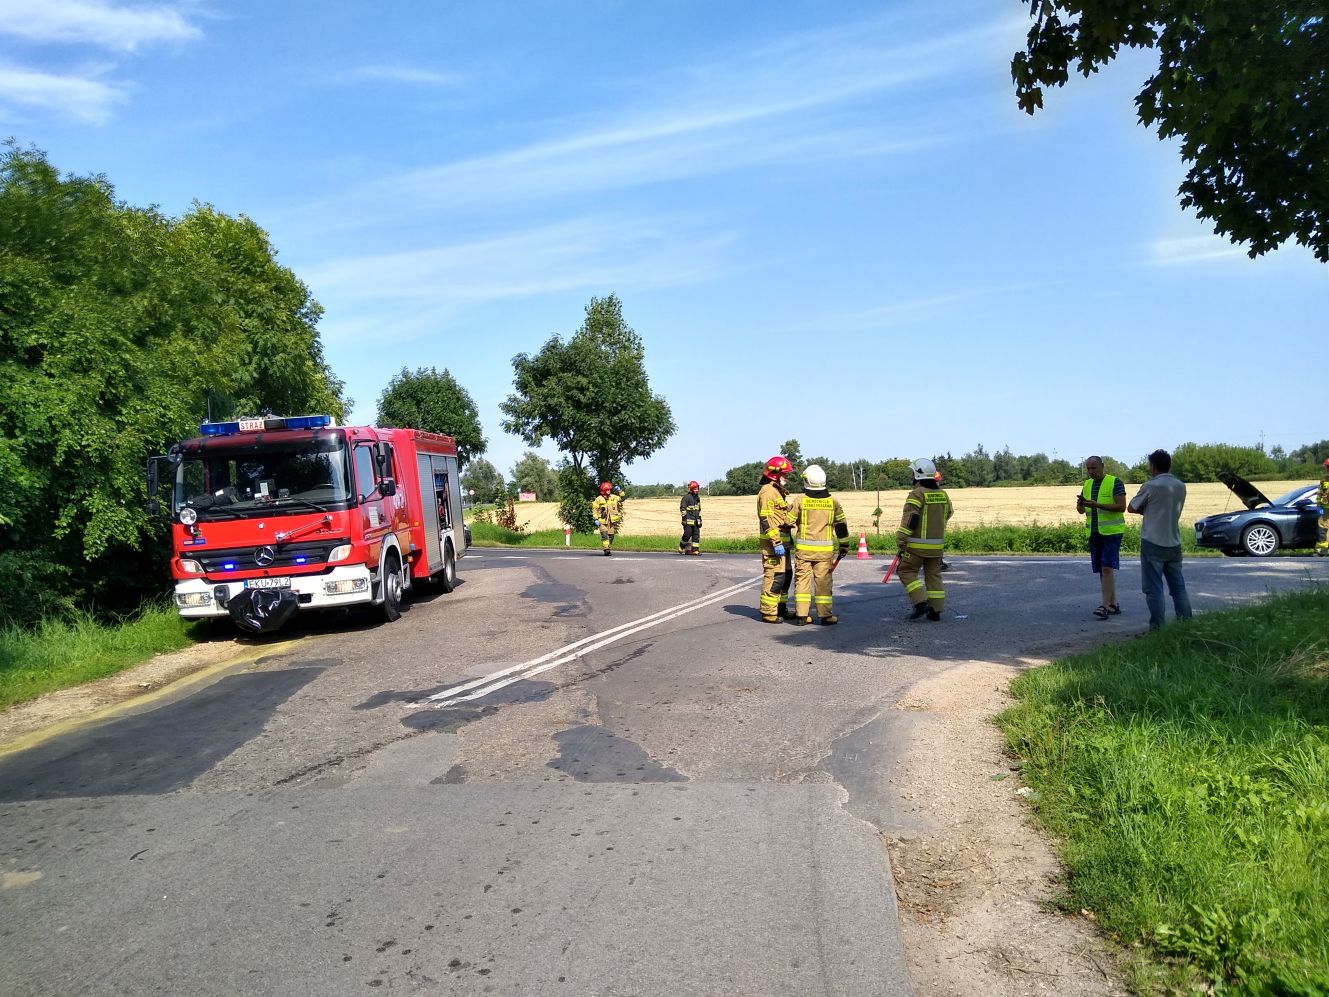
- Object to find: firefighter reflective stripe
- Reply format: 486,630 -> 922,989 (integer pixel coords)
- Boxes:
907,536 -> 944,551
905,579 -> 924,594
1082,475 -> 1125,535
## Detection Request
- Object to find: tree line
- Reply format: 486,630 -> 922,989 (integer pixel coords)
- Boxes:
708,440 -> 1329,496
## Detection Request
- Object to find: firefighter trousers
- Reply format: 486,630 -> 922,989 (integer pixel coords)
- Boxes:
759,540 -> 792,620
898,551 -> 945,611
1319,512 -> 1328,553
680,520 -> 700,552
599,524 -> 618,551
793,555 -> 835,619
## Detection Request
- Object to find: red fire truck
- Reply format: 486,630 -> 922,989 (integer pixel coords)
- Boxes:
147,414 -> 466,633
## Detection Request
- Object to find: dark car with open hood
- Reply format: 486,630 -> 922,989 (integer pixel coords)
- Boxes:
1193,472 -> 1321,556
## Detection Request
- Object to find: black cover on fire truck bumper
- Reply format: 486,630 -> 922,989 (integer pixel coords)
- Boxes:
227,588 -> 300,634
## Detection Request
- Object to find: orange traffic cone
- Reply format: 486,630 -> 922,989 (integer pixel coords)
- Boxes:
856,533 -> 870,559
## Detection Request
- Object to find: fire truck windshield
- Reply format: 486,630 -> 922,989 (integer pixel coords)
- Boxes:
174,434 -> 352,519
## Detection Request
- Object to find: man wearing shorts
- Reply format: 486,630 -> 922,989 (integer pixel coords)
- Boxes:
1077,456 -> 1127,620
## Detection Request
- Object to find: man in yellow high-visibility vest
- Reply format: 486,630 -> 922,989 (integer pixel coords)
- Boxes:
1077,456 -> 1127,619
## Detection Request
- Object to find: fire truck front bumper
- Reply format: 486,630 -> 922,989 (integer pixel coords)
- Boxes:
173,564 -> 375,618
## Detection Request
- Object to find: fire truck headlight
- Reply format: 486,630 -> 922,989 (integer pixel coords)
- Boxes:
179,559 -> 203,574
178,507 -> 198,527
324,578 -> 368,595
328,544 -> 352,563
175,592 -> 213,608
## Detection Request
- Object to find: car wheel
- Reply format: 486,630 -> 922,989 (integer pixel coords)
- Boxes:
380,551 -> 403,621
438,542 -> 457,593
1241,523 -> 1279,557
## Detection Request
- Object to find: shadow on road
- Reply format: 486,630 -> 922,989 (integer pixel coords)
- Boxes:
0,665 -> 327,801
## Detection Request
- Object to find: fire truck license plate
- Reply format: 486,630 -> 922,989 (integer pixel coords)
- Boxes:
244,577 -> 291,589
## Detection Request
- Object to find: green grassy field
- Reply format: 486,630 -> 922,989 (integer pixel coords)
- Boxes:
997,589 -> 1329,993
0,602 -> 199,711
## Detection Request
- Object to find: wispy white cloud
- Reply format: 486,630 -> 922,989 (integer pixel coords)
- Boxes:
0,0 -> 200,52
0,62 -> 122,123
1152,234 -> 1245,266
294,15 -> 1004,229
777,281 -> 1051,335
346,64 -> 461,87
303,216 -> 732,344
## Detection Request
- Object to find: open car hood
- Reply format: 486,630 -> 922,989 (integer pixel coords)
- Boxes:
1218,471 -> 1272,510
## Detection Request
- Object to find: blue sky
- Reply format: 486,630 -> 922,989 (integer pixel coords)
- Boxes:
3,0 -> 1325,484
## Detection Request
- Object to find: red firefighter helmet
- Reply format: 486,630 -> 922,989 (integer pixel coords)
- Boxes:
600,481 -> 613,494
764,456 -> 792,479
1323,458 -> 1329,467
688,480 -> 699,491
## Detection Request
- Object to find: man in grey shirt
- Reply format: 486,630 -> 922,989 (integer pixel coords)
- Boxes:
1127,448 -> 1193,630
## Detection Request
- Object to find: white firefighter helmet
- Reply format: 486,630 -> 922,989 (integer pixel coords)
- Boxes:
911,457 -> 937,481
803,464 -> 827,489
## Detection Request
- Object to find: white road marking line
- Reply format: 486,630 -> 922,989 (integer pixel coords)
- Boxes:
416,576 -> 758,708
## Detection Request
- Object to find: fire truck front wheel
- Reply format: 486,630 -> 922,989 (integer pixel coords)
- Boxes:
379,551 -> 403,622
438,542 -> 457,593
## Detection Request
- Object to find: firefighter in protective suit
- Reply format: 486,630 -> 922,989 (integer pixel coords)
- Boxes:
896,458 -> 953,621
787,464 -> 849,625
757,456 -> 794,622
679,480 -> 702,555
591,481 -> 623,556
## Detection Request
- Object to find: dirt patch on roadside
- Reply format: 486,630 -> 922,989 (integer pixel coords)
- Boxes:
0,638 -> 248,746
886,658 -> 1128,996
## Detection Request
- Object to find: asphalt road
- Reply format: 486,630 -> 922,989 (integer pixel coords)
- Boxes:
2,549 -> 1326,996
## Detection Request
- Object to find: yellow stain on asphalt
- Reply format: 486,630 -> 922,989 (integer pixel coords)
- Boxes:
0,641 -> 297,760
2,871 -> 43,890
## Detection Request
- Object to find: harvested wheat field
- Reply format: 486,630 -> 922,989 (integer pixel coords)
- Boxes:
493,480 -> 1310,538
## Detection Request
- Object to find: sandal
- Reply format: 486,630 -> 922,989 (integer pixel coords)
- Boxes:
1108,603 -> 1122,615
1093,605 -> 1109,620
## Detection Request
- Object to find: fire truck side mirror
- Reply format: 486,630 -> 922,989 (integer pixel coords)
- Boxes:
378,478 -> 398,498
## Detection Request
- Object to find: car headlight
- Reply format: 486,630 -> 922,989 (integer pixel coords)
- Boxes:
328,544 -> 352,563
179,558 -> 203,573
178,507 -> 198,526
1212,515 -> 1238,524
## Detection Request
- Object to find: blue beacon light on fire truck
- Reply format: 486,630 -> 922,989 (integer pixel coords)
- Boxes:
198,414 -> 333,437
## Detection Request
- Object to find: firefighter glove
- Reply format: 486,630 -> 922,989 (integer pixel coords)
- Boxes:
838,543 -> 850,557
773,543 -> 786,557
593,519 -> 600,527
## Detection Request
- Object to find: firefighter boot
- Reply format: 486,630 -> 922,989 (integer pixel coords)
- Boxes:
819,615 -> 838,626
793,616 -> 813,626
926,608 -> 942,622
908,602 -> 928,621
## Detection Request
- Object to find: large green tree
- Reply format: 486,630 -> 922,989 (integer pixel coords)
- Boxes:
510,451 -> 557,500
376,366 -> 486,469
500,295 -> 675,526
0,143 -> 347,626
1013,2 -> 1328,260
461,458 -> 505,504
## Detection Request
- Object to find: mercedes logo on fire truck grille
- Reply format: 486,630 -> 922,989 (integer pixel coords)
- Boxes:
254,545 -> 276,567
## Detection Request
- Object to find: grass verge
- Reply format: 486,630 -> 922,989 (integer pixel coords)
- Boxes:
469,521 -> 1212,555
0,601 -> 200,711
997,588 -> 1329,994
